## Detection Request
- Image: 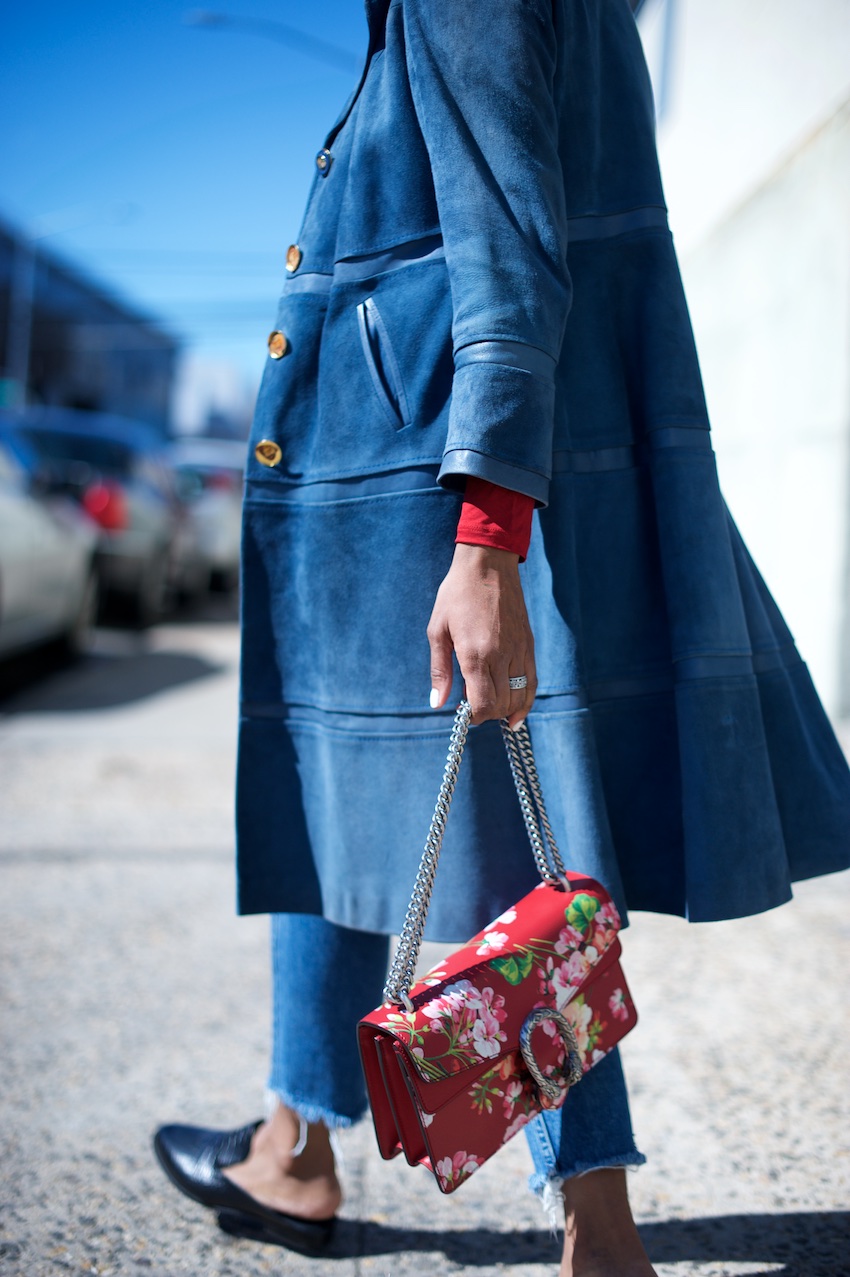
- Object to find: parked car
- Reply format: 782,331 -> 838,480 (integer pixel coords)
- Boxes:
5,408 -> 202,623
0,423 -> 99,660
169,437 -> 245,591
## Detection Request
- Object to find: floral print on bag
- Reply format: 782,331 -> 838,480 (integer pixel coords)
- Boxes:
376,887 -> 623,1081
359,875 -> 638,1196
434,1150 -> 483,1191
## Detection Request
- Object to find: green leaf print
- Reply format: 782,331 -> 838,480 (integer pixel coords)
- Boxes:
490,950 -> 535,985
565,893 -> 599,933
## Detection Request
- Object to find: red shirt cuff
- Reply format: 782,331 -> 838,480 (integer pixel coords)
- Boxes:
455,476 -> 535,561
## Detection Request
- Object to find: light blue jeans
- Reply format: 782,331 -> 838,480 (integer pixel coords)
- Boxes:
268,914 -> 645,1189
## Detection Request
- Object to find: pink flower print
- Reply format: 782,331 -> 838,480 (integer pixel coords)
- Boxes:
550,963 -> 573,1009
550,951 -> 591,1009
502,1078 -> 524,1116
565,949 -> 591,984
554,923 -> 586,955
564,998 -> 593,1057
590,902 -> 620,952
421,981 -> 473,1023
608,988 -> 629,1021
538,956 -> 557,999
502,1110 -> 534,1143
420,981 -> 508,1064
436,1150 -> 482,1190
496,1055 -> 519,1081
472,1017 -> 504,1058
495,907 -> 517,925
421,967 -> 448,987
476,930 -> 509,957
590,923 -> 615,951
599,900 -> 621,929
470,986 -> 508,1058
462,983 -> 504,1018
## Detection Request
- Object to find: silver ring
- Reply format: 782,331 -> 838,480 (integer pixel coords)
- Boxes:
509,675 -> 528,690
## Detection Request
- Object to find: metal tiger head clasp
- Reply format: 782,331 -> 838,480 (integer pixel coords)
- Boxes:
519,1006 -> 584,1104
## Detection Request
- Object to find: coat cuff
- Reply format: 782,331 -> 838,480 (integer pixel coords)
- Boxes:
438,449 -> 549,506
438,340 -> 556,506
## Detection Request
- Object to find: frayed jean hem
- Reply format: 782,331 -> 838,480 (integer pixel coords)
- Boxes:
522,1047 -> 645,1229
265,1084 -> 365,1131
528,1150 -> 647,1197
528,1153 -> 647,1231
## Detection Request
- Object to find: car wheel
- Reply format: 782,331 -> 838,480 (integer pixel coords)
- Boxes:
133,550 -> 170,627
59,563 -> 100,658
211,565 -> 239,594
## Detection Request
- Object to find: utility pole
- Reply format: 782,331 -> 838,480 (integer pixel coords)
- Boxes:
3,232 -> 38,406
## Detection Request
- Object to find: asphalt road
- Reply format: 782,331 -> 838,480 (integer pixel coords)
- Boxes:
1,603 -> 848,1277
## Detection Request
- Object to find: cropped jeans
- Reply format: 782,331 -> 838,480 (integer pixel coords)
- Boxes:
268,914 -> 645,1192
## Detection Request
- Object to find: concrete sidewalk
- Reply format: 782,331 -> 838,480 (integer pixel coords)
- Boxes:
1,619 -> 848,1276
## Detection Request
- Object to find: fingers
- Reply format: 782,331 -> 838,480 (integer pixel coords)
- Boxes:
458,638 -> 537,727
459,654 -> 501,726
427,618 -> 455,711
426,543 -> 538,726
506,645 -> 538,731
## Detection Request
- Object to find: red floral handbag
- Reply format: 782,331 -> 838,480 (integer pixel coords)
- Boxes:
358,701 -> 638,1194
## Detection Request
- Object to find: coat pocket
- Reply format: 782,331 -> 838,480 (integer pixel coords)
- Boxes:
357,296 -> 411,430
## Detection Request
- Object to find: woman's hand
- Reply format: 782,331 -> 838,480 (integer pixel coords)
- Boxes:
427,543 -> 537,728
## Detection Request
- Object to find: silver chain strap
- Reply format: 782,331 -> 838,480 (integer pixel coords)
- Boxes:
500,721 -> 567,882
383,701 -> 473,1010
382,701 -> 566,1008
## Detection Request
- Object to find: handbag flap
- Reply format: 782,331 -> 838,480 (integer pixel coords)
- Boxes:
362,874 -> 626,1089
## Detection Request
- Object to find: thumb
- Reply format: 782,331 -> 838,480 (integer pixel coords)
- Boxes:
427,619 -> 455,710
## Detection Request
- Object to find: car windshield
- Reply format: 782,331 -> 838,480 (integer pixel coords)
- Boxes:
20,429 -> 134,478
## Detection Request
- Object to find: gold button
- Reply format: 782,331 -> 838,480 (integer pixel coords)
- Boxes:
267,330 -> 289,359
315,148 -> 333,174
255,440 -> 282,467
286,244 -> 302,273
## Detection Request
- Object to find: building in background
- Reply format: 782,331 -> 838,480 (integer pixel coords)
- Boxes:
0,215 -> 178,433
638,0 -> 850,721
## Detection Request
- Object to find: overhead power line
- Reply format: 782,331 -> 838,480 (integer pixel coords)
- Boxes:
184,10 -> 360,76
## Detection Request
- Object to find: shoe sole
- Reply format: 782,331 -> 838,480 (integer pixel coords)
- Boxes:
217,1208 -> 335,1255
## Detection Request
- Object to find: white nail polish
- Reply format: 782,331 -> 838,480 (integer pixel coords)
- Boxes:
429,688 -> 440,709
509,717 -> 526,732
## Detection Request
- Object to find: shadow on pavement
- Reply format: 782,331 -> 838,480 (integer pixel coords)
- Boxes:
638,1210 -> 850,1273
313,1210 -> 850,1271
0,641 -> 226,713
328,1219 -> 557,1265
0,592 -> 237,711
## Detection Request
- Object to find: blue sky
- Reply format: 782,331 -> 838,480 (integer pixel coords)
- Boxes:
1,1 -> 369,398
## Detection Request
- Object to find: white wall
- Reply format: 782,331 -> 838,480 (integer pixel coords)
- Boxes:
641,0 -> 850,250
640,0 -> 850,716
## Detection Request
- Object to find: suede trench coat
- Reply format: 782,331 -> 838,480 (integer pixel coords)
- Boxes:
236,0 -> 850,937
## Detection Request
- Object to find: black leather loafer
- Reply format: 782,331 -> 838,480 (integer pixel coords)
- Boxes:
217,1206 -> 335,1254
152,1120 -> 335,1256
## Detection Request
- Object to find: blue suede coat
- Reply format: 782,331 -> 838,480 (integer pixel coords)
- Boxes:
236,0 -> 850,935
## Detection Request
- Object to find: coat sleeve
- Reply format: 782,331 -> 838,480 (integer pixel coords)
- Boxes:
402,0 -> 571,506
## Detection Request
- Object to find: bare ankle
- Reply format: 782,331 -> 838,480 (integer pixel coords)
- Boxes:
220,1103 -> 341,1218
559,1169 -> 655,1277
